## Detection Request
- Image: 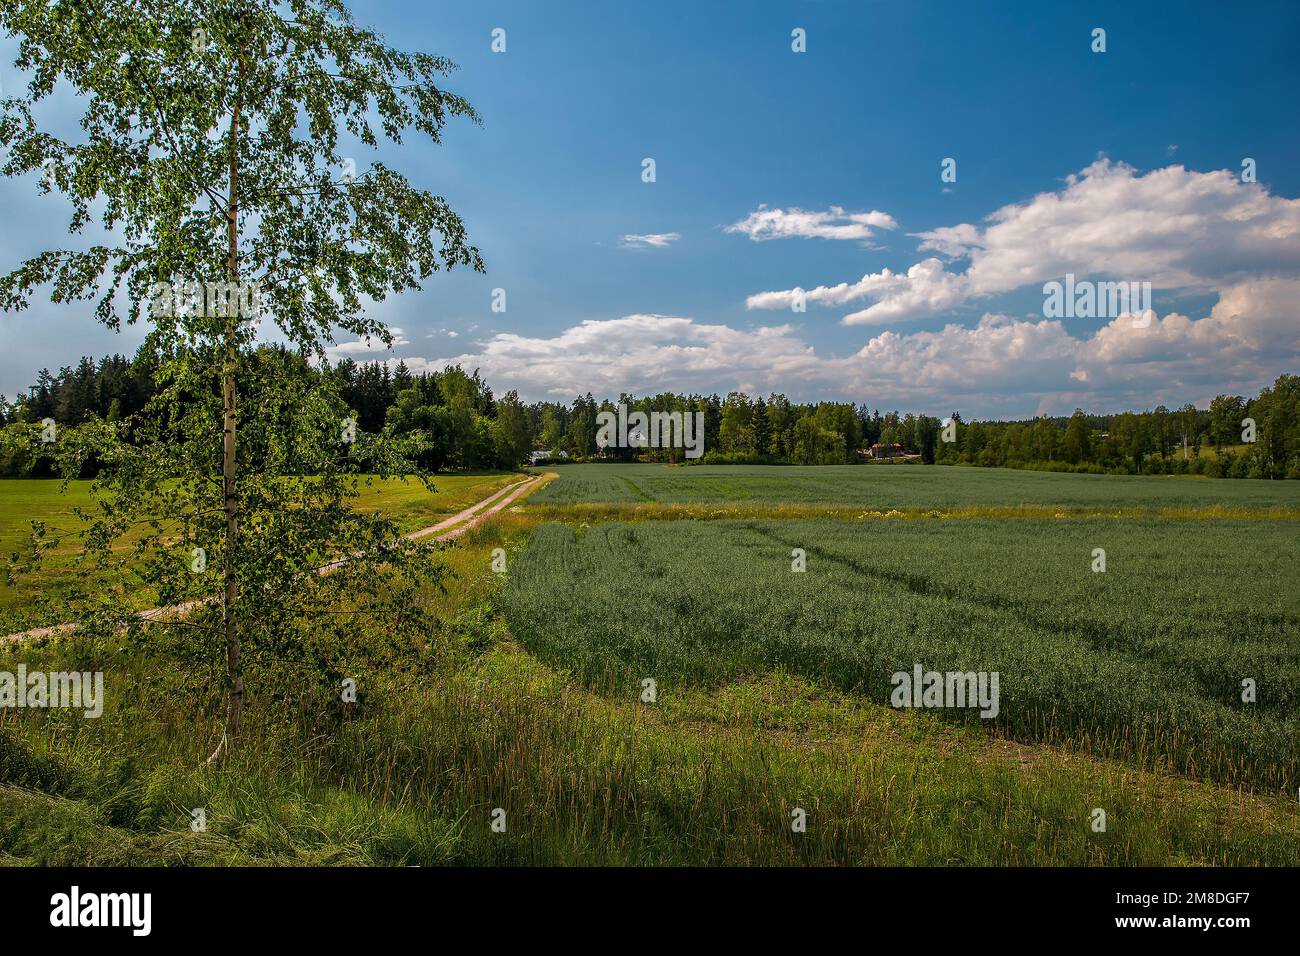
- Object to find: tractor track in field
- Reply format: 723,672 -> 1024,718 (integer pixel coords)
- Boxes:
1,474 -> 543,647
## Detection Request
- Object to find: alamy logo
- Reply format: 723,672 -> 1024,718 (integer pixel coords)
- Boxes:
50,886 -> 151,936
0,666 -> 103,717
890,664 -> 1000,718
149,279 -> 260,319
595,403 -> 705,459
1042,273 -> 1153,326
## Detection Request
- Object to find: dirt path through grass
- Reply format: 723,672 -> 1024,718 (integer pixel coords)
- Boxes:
1,474 -> 543,646
407,475 -> 539,540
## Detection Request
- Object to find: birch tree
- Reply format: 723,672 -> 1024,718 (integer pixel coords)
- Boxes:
0,0 -> 484,756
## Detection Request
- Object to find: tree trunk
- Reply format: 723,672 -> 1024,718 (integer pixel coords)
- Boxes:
220,52 -> 246,749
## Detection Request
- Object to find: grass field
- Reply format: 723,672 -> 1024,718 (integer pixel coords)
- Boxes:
530,462 -> 1300,511
2,464 -> 1298,866
1183,443 -> 1251,460
0,473 -> 522,623
502,517 -> 1300,791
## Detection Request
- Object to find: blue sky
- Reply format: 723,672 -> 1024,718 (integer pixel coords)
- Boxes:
2,0 -> 1298,417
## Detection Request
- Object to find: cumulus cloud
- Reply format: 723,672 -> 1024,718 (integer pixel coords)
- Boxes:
328,327 -> 410,357
726,205 -> 897,242
353,160 -> 1299,414
746,258 -> 970,325
752,159 -> 1300,326
918,158 -> 1300,293
399,314 -> 820,399
392,285 -> 1300,415
620,232 -> 681,249
1074,277 -> 1300,392
912,223 -> 981,260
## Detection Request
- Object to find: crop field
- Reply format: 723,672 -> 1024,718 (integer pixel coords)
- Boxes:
523,456 -> 1300,805
5,464 -> 1299,866
501,516 -> 1300,791
531,462 -> 1300,511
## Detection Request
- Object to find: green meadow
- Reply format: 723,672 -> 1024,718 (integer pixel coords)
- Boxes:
2,464 -> 1298,865
0,473 -> 521,623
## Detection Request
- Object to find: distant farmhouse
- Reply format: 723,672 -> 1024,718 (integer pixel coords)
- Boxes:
866,442 -> 907,459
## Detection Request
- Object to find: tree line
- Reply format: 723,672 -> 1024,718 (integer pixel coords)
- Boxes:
931,377 -> 1300,479
3,346 -> 1297,479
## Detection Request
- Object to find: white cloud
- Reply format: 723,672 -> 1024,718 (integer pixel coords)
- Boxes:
392,285 -> 1300,415
327,327 -> 410,357
917,158 -> 1300,295
401,314 -> 819,398
620,232 -> 681,249
838,260 -> 971,325
1074,277 -> 1300,392
751,159 -> 1300,326
746,258 -> 970,325
726,205 -> 897,242
912,223 -> 980,259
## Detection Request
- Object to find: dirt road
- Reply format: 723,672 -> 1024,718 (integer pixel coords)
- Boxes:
1,474 -> 543,646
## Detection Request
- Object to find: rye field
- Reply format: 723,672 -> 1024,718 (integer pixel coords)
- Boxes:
530,462 -> 1300,511
3,463 -> 1299,865
514,467 -> 1300,795
502,516 -> 1300,791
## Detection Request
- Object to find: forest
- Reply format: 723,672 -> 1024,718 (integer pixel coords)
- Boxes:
2,344 -> 1298,479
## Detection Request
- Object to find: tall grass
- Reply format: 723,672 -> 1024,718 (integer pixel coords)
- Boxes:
5,636 -> 1300,866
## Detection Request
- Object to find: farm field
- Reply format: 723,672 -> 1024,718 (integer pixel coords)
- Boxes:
0,473 -> 522,623
5,498 -> 1300,867
530,462 -> 1300,512
4,463 -> 1299,866
502,516 -> 1300,791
